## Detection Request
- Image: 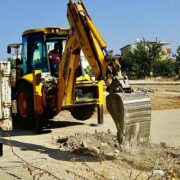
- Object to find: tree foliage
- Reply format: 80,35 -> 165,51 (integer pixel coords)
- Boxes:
176,46 -> 180,62
121,39 -> 173,79
175,46 -> 180,73
153,59 -> 175,76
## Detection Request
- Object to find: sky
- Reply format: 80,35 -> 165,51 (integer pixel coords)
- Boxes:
0,0 -> 180,59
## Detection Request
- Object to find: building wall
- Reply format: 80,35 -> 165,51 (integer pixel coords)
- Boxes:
120,42 -> 171,61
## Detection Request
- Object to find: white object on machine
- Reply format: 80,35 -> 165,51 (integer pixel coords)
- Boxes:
0,61 -> 12,131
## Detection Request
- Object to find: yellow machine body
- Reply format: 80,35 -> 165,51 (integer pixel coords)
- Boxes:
7,0 -> 151,148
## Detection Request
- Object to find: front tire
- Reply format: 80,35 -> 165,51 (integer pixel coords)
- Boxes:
70,105 -> 95,121
16,82 -> 36,129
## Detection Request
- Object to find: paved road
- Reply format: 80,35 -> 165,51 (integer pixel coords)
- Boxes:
151,109 -> 180,147
1,109 -> 180,148
0,109 -> 179,179
31,109 -> 180,148
130,81 -> 180,85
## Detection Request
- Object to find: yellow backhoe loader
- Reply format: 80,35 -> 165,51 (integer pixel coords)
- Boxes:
1,0 -> 151,147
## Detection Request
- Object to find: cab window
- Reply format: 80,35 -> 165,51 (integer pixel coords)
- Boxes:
21,36 -> 28,74
27,33 -> 49,73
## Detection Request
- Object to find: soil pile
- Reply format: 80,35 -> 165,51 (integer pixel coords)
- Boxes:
53,130 -> 180,179
55,130 -> 119,159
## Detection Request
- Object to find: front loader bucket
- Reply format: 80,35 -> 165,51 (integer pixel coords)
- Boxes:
106,92 -> 151,149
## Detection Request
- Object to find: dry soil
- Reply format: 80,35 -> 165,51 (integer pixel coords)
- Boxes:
0,84 -> 180,180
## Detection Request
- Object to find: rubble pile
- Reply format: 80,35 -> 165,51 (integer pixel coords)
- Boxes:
52,131 -> 180,179
55,130 -> 120,159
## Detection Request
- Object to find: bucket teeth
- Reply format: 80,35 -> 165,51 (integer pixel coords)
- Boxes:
106,92 -> 151,149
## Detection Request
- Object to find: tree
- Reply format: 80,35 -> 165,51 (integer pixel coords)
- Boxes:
153,59 -> 175,76
121,38 -> 163,79
175,46 -> 180,73
176,46 -> 180,62
133,39 -> 151,78
121,52 -> 136,78
147,40 -> 163,73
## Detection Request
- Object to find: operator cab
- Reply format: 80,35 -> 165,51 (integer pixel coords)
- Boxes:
21,27 -> 69,77
8,27 -> 90,80
46,34 -> 66,77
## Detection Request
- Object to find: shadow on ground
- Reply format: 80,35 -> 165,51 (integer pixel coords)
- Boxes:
1,138 -> 101,162
49,120 -> 85,129
0,120 -> 85,137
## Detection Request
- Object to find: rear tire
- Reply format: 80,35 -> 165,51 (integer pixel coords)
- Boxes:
70,105 -> 95,121
16,82 -> 36,129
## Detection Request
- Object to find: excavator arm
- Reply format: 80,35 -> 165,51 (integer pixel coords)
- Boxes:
58,0 -> 151,148
58,0 -> 130,108
57,0 -> 109,110
67,0 -> 108,80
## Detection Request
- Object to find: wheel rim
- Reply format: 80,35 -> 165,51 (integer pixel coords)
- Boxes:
18,92 -> 28,118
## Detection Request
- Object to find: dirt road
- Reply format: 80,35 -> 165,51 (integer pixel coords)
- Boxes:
0,109 -> 180,179
131,82 -> 180,147
151,109 -> 180,147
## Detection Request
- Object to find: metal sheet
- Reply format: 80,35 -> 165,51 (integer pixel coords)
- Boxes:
0,61 -> 12,131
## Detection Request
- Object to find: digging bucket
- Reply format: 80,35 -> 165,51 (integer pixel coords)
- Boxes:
106,92 -> 151,149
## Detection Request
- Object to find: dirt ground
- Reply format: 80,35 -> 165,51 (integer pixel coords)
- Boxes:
0,84 -> 180,180
131,84 -> 180,110
149,91 -> 180,110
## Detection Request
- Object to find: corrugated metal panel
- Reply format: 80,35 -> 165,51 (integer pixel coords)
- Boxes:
0,61 -> 12,131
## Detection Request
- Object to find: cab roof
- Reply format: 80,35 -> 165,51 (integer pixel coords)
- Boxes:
22,27 -> 69,36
